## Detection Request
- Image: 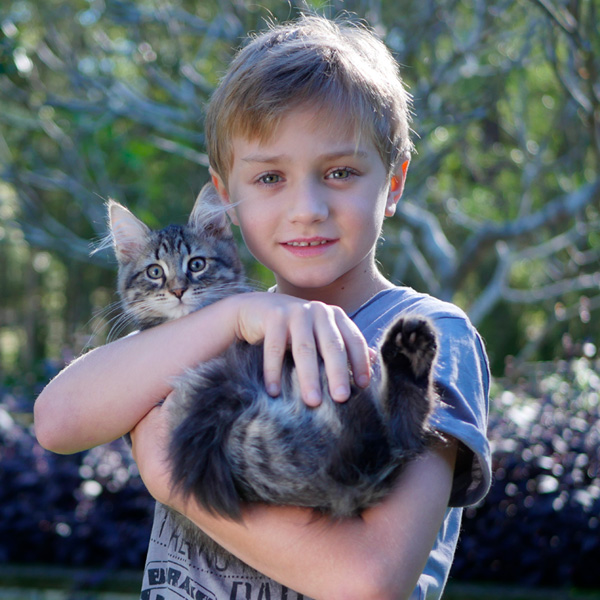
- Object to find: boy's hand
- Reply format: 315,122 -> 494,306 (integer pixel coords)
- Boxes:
230,292 -> 372,407
130,394 -> 182,510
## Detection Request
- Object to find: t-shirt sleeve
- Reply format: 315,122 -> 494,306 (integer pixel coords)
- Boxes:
351,288 -> 492,509
427,314 -> 492,507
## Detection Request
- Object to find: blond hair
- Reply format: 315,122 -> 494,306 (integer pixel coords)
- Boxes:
205,14 -> 414,183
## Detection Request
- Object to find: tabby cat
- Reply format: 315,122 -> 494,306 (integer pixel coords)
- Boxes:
108,183 -> 440,564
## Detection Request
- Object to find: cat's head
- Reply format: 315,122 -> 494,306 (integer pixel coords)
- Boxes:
109,183 -> 245,329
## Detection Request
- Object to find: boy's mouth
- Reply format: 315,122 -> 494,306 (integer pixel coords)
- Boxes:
281,237 -> 337,256
285,239 -> 330,247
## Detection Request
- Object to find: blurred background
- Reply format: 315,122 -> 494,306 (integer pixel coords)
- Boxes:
0,0 -> 599,597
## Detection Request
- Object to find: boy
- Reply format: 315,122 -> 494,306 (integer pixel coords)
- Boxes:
35,14 -> 491,600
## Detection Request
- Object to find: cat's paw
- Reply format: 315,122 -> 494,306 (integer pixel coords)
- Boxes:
381,316 -> 438,380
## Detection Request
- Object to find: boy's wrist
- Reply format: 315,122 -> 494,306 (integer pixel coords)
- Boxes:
184,292 -> 252,346
223,291 -> 273,345
219,291 -> 256,343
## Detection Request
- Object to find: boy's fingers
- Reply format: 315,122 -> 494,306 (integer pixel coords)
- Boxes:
263,303 -> 320,403
262,318 -> 288,398
335,311 -> 372,390
258,298 -> 369,407
290,326 -> 322,407
317,308 -> 371,402
314,310 -> 352,403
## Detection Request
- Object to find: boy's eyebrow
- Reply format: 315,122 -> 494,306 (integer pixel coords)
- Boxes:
241,149 -> 370,164
321,149 -> 370,161
241,153 -> 285,164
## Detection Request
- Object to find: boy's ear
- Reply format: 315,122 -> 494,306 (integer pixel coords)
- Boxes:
385,159 -> 409,218
209,168 -> 239,226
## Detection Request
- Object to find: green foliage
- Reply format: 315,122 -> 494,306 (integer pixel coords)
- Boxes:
0,0 -> 598,378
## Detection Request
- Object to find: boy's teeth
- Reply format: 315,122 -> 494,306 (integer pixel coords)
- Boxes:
288,240 -> 328,247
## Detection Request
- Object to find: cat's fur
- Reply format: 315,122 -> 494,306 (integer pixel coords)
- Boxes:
109,183 -> 440,566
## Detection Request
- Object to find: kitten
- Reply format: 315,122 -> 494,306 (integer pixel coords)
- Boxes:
109,183 -> 440,566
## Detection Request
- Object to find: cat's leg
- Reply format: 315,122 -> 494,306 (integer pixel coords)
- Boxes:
380,316 -> 438,381
378,316 -> 438,453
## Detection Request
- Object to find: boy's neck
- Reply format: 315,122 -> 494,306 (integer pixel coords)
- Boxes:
273,270 -> 394,314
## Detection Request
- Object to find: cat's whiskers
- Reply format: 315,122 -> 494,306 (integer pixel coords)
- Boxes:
77,297 -> 152,350
106,301 -> 153,341
122,283 -> 253,330
108,297 -> 175,336
75,299 -> 122,351
240,277 -> 268,291
106,313 -> 139,342
189,280 -> 253,298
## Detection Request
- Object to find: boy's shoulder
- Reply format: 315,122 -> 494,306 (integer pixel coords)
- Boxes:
352,286 -> 471,331
353,287 -> 489,378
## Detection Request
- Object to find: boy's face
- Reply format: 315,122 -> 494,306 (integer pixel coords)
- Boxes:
212,107 -> 406,310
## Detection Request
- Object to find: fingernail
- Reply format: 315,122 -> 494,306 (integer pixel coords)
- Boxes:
356,374 -> 369,388
267,383 -> 280,396
333,385 -> 350,400
307,390 -> 321,406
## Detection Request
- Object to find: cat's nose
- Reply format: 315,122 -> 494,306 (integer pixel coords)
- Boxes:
170,287 -> 187,299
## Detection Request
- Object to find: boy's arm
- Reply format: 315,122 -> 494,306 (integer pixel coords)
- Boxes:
35,292 -> 371,454
34,296 -> 241,453
131,400 -> 457,600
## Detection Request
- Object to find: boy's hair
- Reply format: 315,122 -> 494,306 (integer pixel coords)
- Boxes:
205,14 -> 414,183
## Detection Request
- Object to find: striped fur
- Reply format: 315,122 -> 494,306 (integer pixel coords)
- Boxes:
109,183 -> 440,570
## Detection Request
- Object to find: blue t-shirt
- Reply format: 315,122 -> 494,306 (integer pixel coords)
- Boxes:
351,288 -> 491,599
140,287 -> 492,600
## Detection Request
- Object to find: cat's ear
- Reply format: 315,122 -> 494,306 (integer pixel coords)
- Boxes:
188,183 -> 232,237
108,199 -> 150,263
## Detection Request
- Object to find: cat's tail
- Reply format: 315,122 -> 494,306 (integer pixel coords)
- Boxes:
167,354 -> 253,521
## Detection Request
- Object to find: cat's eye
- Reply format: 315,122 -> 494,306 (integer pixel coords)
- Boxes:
146,264 -> 164,279
188,257 -> 207,273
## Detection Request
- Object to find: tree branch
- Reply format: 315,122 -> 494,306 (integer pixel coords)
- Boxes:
453,179 -> 600,289
503,272 -> 600,304
394,200 -> 457,293
467,242 -> 513,326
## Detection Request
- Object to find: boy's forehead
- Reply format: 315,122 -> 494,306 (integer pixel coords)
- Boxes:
231,104 -> 374,160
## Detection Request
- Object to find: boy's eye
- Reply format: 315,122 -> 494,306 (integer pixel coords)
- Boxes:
327,168 -> 354,180
146,264 -> 164,279
188,257 -> 207,273
258,173 -> 281,185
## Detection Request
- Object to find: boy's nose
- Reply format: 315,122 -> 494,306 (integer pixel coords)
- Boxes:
287,181 -> 329,224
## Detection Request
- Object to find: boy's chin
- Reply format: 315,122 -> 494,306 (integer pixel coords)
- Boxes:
276,272 -> 348,294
